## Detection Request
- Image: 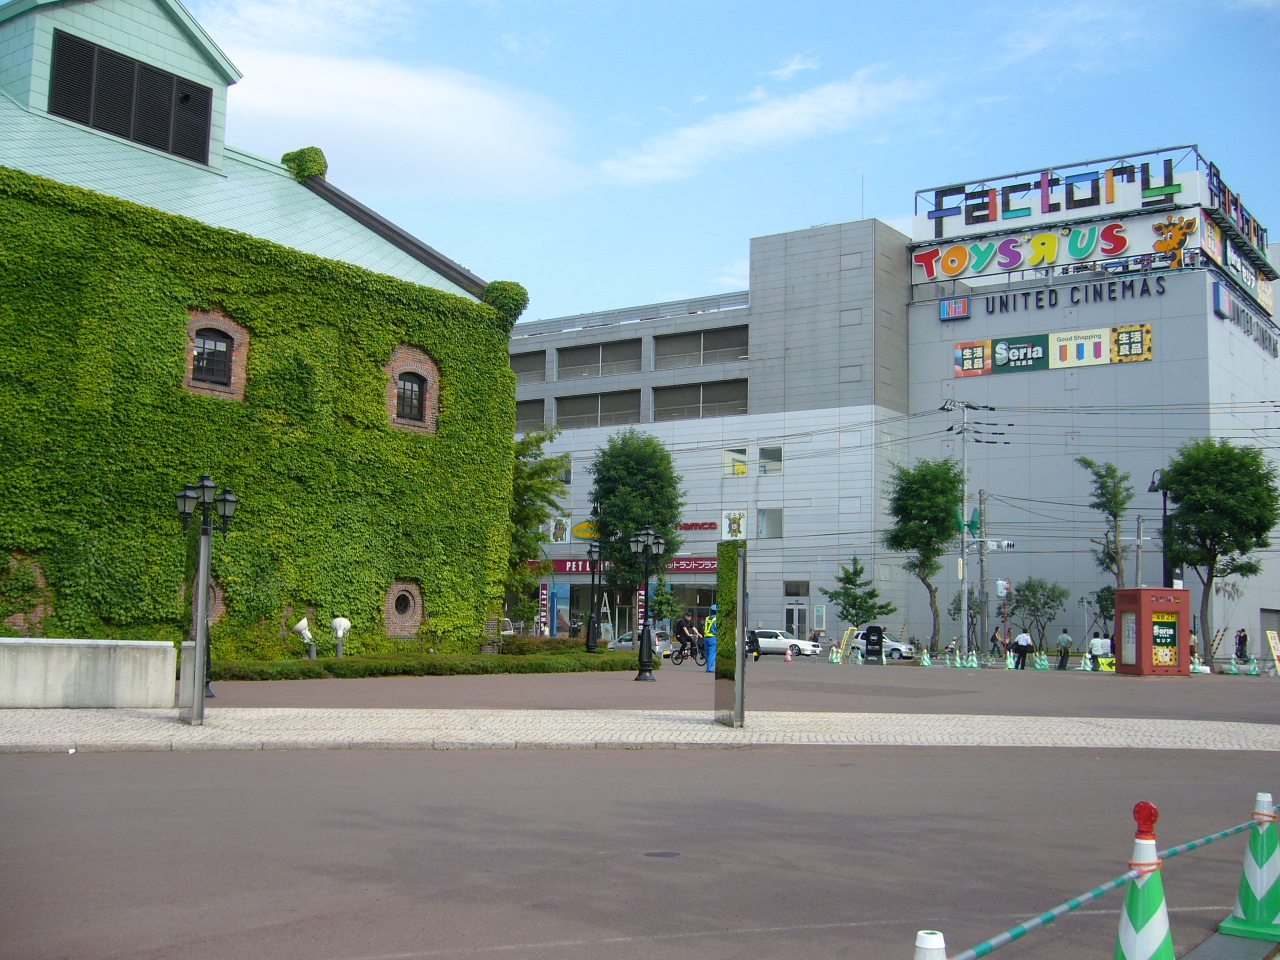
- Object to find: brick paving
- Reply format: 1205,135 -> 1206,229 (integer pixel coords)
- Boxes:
3,706 -> 1280,753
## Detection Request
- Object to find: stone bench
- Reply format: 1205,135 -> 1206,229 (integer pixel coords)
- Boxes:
0,638 -> 176,708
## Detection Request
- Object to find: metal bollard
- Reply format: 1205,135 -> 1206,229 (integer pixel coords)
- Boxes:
913,930 -> 947,960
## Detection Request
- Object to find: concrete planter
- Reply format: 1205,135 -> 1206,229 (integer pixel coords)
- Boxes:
0,638 -> 176,708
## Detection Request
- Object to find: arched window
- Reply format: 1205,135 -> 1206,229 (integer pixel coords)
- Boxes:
397,372 -> 426,421
192,328 -> 232,385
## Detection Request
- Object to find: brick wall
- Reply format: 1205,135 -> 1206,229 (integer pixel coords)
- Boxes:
185,310 -> 249,401
385,580 -> 424,637
384,345 -> 441,434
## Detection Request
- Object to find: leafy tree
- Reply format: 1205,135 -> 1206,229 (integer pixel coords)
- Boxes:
1009,577 -> 1071,648
505,428 -> 568,604
947,586 -> 980,648
1075,457 -> 1134,591
882,458 -> 963,650
1161,438 -> 1280,657
647,572 -> 684,626
589,428 -> 685,592
820,555 -> 897,630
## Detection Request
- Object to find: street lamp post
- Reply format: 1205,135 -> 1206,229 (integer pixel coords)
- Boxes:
629,524 -> 665,682
1148,469 -> 1170,589
586,541 -> 601,653
175,474 -> 238,725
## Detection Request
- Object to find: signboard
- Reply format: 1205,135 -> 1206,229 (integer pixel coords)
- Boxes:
547,517 -> 570,543
912,210 -> 1205,284
530,557 -> 717,574
679,521 -> 718,531
1267,631 -> 1280,674
1152,612 -> 1179,667
1121,612 -> 1137,665
863,625 -> 884,665
722,509 -> 748,540
1213,283 -> 1280,358
636,585 -> 646,629
914,150 -> 1207,243
538,582 -> 549,631
955,324 -> 1152,377
571,520 -> 598,540
940,297 -> 971,320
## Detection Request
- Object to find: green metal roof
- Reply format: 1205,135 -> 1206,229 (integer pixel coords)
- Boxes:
0,90 -> 484,299
0,0 -> 242,84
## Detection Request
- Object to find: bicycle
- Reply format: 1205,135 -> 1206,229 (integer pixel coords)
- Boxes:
670,638 -> 706,666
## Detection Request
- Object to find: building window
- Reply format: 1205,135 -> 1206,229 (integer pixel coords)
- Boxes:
515,400 -> 546,433
192,328 -> 232,385
510,351 -> 546,385
555,390 -> 641,429
654,325 -> 749,370
653,380 -> 748,422
48,30 -> 213,164
396,373 -> 426,421
724,448 -> 748,477
557,340 -> 642,380
759,446 -> 783,475
784,581 -> 809,597
757,508 -> 783,539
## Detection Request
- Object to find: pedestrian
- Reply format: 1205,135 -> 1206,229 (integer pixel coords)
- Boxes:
1235,628 -> 1249,662
1055,627 -> 1072,670
1013,629 -> 1033,669
988,627 -> 1004,656
1089,631 -> 1107,670
673,611 -> 697,659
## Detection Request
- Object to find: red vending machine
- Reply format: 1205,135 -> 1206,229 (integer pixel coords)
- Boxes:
1114,588 -> 1192,677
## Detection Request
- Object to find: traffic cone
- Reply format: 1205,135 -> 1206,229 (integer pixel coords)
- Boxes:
1248,658 -> 1261,677
966,651 -> 979,669
1115,801 -> 1175,960
1079,653 -> 1093,671
920,649 -> 931,667
1006,651 -> 1016,669
1034,651 -> 1050,670
913,930 -> 947,960
1219,792 -> 1280,942
1228,658 -> 1240,675
828,645 -> 840,664
784,647 -> 793,662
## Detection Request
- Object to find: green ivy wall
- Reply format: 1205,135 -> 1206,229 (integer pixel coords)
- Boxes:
0,166 -> 518,656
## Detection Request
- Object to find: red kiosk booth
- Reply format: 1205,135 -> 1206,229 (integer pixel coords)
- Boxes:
1114,588 -> 1192,677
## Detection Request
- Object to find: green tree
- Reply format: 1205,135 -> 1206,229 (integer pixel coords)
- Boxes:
1161,439 -> 1280,657
589,429 -> 685,593
647,572 -> 684,625
505,428 -> 568,605
947,586 -> 980,648
882,458 -> 963,649
820,555 -> 897,630
1008,577 -> 1071,648
1075,457 -> 1134,591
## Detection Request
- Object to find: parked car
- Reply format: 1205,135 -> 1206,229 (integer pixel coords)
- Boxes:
608,631 -> 673,658
851,626 -> 915,660
752,629 -> 821,657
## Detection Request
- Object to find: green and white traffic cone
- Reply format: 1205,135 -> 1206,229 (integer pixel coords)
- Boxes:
913,929 -> 947,960
1033,651 -> 1049,670
920,649 -> 931,667
966,650 -> 979,669
1219,792 -> 1280,942
1078,652 -> 1093,671
1114,801 -> 1175,960
1006,650 -> 1016,669
1247,658 -> 1260,676
1228,658 -> 1240,675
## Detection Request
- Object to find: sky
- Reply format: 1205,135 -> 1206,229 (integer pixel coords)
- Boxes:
187,0 -> 1280,322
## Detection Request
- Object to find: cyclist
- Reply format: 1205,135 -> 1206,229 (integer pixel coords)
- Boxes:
674,611 -> 699,660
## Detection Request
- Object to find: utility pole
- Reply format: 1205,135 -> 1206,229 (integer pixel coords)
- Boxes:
942,399 -> 993,653
978,489 -> 989,652
1135,515 -> 1144,587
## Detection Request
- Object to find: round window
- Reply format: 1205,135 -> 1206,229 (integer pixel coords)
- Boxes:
394,592 -> 413,615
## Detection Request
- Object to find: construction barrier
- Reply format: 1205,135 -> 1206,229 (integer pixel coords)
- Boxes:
913,791 -> 1279,959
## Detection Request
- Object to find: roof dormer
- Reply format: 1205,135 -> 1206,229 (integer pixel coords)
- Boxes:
0,0 -> 241,169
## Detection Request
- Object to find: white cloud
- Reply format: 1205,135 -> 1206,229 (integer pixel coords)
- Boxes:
190,0 -> 416,54
222,48 -> 581,199
768,53 -> 820,81
991,2 -> 1142,67
498,26 -> 557,62
600,70 -> 923,185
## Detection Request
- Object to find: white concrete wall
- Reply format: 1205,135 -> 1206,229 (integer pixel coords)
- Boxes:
0,638 -> 176,708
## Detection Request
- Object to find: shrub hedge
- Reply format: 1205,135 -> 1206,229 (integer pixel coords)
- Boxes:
209,648 -> 643,681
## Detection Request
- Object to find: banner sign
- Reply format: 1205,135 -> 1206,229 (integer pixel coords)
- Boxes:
956,324 -> 1152,377
530,557 -> 718,574
1152,612 -> 1179,667
912,211 -> 1205,284
914,150 -> 1207,243
538,582 -> 549,630
1213,283 -> 1280,358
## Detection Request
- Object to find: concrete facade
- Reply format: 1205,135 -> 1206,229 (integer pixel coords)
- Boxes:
0,638 -> 176,708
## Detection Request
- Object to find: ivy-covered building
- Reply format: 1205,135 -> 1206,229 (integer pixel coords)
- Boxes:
0,0 -> 524,653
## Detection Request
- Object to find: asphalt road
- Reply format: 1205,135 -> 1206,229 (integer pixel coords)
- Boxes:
0,744 -> 1267,960
207,656 -> 1280,725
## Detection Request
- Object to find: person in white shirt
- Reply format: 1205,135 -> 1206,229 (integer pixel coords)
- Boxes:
1089,632 -> 1108,670
1013,630 -> 1033,669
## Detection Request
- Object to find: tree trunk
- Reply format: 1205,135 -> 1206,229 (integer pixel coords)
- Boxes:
1113,520 -> 1126,591
1199,568 -> 1214,665
922,575 -> 940,651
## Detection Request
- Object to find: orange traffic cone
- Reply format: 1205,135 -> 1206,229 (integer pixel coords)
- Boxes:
784,648 -> 793,662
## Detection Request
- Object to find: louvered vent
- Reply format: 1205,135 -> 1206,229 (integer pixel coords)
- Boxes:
47,29 -> 212,165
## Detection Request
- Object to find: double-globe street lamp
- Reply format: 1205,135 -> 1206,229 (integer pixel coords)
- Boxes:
586,541 -> 601,654
175,474 -> 238,725
629,524 -> 665,682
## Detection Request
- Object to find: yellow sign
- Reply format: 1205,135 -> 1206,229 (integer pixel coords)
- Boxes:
571,521 -> 598,540
1267,631 -> 1280,675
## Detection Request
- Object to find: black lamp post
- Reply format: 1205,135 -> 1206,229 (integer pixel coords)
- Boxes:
175,474 -> 238,724
586,541 -> 601,653
629,524 -> 665,682
1148,469 -> 1170,589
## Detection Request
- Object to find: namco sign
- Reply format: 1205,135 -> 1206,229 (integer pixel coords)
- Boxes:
679,521 -> 718,531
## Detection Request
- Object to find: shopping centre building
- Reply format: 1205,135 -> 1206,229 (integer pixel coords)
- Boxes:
512,147 -> 1280,655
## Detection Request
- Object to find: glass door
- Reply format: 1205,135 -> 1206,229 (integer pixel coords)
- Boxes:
784,605 -> 808,638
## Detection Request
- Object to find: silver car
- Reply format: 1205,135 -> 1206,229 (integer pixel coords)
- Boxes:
851,627 -> 915,660
752,629 -> 821,657
607,631 -> 673,658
